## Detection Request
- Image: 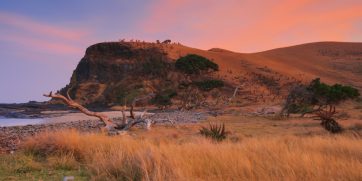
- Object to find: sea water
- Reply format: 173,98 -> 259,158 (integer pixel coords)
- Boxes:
0,116 -> 44,127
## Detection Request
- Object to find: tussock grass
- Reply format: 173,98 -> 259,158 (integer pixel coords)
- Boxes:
18,129 -> 362,181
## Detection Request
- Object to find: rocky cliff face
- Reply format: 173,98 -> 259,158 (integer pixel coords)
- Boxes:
62,42 -> 192,107
73,42 -> 168,83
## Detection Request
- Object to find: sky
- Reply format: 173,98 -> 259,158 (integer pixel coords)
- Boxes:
0,0 -> 362,103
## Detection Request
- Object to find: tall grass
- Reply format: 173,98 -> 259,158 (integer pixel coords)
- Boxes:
21,130 -> 362,181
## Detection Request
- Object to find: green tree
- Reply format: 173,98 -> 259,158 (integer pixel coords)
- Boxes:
175,54 -> 219,74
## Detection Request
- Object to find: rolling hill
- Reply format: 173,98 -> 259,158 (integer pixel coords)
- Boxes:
62,41 -> 362,107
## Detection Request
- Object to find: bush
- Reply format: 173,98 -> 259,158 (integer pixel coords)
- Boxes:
282,78 -> 360,117
151,89 -> 177,106
286,103 -> 313,114
308,78 -> 360,105
142,59 -> 168,76
114,87 -> 142,105
194,80 -> 224,91
175,54 -> 218,74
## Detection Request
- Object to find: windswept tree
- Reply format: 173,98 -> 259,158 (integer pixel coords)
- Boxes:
43,91 -> 174,135
281,78 -> 360,133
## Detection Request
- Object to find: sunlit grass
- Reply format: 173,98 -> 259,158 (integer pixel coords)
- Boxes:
1,115 -> 361,180
9,129 -> 361,180
0,152 -> 89,181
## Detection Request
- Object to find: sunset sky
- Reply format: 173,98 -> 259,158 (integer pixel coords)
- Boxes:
1,0 -> 362,103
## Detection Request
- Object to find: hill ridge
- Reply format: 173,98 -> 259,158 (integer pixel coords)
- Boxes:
61,41 -> 362,107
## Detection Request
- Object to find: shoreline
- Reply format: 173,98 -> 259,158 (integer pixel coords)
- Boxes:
0,110 -> 210,153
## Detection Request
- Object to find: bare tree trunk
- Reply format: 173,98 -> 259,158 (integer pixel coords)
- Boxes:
43,91 -> 174,134
44,92 -> 117,131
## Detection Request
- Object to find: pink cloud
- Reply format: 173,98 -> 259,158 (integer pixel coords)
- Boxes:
0,11 -> 93,57
0,12 -> 87,40
139,0 -> 362,52
0,33 -> 82,55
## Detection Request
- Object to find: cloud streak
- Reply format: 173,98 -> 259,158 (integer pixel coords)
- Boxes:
0,11 -> 90,56
140,0 -> 362,52
0,12 -> 87,40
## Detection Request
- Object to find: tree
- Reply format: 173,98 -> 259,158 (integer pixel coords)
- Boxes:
281,78 -> 360,133
307,78 -> 360,105
43,90 -> 174,135
175,54 -> 219,74
282,78 -> 359,116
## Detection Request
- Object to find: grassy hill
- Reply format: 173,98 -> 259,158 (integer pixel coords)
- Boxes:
61,41 -> 362,108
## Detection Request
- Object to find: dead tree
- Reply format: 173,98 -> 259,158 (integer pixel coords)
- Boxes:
43,91 -> 174,134
312,105 -> 343,133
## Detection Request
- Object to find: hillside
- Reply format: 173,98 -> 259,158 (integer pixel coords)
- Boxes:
62,41 -> 362,107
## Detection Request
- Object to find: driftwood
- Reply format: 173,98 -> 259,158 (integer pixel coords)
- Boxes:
43,91 -> 174,134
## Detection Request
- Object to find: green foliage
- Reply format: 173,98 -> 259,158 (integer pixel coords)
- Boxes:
142,59 -> 168,76
283,78 -> 360,118
286,103 -> 313,114
194,79 -> 224,91
199,123 -> 227,141
175,54 -> 219,74
115,87 -> 142,105
151,89 -> 177,106
308,78 -> 360,105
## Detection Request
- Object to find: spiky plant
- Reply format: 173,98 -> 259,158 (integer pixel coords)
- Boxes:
199,123 -> 227,141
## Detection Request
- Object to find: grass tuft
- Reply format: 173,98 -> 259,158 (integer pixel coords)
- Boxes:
199,123 -> 228,141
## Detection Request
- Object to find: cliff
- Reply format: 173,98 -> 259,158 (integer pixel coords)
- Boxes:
61,41 -> 362,108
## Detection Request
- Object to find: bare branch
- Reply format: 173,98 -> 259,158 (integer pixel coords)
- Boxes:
44,91 -> 173,134
130,105 -> 135,119
44,92 -> 117,129
121,105 -> 127,124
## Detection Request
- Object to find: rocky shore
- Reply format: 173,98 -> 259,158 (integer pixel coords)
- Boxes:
0,111 -> 210,153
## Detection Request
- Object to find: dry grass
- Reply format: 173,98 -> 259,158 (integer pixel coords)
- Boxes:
19,129 -> 362,181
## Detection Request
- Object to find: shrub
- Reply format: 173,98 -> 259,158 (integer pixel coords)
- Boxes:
194,79 -> 224,91
199,123 -> 227,141
308,78 -> 360,105
286,103 -> 313,114
283,78 -> 360,133
151,89 -> 177,106
282,78 -> 360,116
114,87 -> 142,105
175,54 -> 219,74
142,59 -> 168,76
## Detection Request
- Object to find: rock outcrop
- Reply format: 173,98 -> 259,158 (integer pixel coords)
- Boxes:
62,42 -> 178,106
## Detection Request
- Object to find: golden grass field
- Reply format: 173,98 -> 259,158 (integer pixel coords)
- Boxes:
0,115 -> 361,181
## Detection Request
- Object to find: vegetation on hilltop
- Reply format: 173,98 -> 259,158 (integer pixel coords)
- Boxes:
175,54 -> 219,74
194,79 -> 224,91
